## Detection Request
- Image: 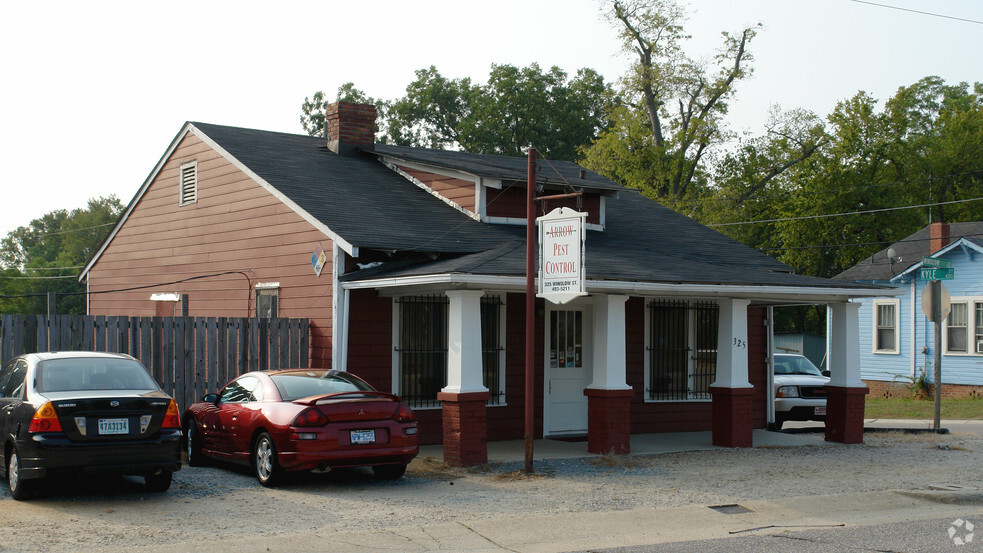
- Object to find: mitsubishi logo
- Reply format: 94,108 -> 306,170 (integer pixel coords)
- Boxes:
110,401 -> 120,407
358,409 -> 366,416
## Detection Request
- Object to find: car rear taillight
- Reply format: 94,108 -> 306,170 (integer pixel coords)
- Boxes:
161,399 -> 181,429
28,402 -> 63,433
292,407 -> 329,427
392,404 -> 415,423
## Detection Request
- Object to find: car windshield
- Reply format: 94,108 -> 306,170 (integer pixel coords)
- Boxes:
271,371 -> 375,401
774,355 -> 824,376
37,357 -> 159,392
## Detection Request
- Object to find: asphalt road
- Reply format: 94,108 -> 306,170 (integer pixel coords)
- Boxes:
586,516 -> 980,553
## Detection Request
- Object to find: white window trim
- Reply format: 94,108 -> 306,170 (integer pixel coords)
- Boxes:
643,299 -> 716,403
942,296 -> 983,356
179,160 -> 198,206
872,298 -> 900,354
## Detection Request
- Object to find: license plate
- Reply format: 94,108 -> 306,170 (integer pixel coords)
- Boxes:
98,418 -> 129,435
815,406 -> 827,416
350,429 -> 375,445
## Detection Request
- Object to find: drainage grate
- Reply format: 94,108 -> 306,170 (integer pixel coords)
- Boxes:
709,504 -> 754,515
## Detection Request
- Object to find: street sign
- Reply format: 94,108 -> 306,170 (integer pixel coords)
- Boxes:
922,280 -> 951,322
920,267 -> 954,280
922,257 -> 952,269
538,207 -> 587,305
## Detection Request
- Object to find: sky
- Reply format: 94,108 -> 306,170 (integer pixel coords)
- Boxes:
0,0 -> 980,238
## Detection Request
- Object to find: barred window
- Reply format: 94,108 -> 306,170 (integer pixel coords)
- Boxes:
397,295 -> 448,408
646,300 -> 719,401
481,295 -> 506,405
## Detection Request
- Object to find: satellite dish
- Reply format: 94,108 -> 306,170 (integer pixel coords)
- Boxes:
887,247 -> 899,263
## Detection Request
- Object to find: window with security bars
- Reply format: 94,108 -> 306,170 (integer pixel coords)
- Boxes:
179,161 -> 198,205
256,288 -> 279,319
397,295 -> 449,408
481,295 -> 505,405
646,300 -> 719,401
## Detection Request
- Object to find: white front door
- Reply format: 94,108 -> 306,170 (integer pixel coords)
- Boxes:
545,306 -> 591,436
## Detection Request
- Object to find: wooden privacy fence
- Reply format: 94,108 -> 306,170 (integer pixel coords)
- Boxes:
0,315 -> 310,411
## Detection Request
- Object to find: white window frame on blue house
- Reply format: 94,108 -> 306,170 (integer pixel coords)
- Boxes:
943,296 -> 983,356
872,298 -> 900,354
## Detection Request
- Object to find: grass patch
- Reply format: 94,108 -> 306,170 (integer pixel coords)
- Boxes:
865,397 -> 983,420
585,453 -> 651,469
492,470 -> 548,481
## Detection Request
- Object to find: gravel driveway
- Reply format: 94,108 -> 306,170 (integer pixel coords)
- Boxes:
1,430 -> 981,552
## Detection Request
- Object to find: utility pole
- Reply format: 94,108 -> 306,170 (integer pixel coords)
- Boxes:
524,148 -> 537,474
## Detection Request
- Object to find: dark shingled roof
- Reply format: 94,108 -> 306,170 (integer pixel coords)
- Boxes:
192,122 -> 517,254
835,222 -> 983,282
372,144 -> 623,193
193,122 -> 877,291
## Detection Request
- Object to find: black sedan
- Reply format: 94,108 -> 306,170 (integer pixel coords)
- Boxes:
0,351 -> 182,500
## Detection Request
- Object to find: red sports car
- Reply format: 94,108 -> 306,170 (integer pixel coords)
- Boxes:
182,369 -> 418,486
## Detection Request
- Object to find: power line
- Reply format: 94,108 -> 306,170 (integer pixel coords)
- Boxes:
708,196 -> 983,227
851,0 -> 983,25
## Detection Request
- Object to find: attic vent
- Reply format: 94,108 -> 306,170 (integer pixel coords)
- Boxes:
179,161 -> 198,205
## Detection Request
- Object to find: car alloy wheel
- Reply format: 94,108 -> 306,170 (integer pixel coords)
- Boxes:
253,432 -> 281,487
7,448 -> 35,501
186,423 -> 205,467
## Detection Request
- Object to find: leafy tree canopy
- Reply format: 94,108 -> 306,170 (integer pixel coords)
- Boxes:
581,0 -> 775,205
0,196 -> 123,314
301,63 -> 611,161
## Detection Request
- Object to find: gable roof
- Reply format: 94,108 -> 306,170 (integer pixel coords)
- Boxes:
371,144 -> 623,193
835,222 -> 983,282
81,121 -> 886,299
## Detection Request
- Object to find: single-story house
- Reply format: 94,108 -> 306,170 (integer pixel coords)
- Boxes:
80,102 -> 888,465
836,221 -> 983,398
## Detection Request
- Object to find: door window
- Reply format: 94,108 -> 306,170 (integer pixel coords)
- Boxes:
549,310 -> 583,369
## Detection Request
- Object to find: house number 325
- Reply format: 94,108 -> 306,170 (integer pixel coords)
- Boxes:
733,338 -> 747,349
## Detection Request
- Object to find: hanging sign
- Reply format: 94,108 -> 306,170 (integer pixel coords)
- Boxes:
311,242 -> 327,277
538,207 -> 587,304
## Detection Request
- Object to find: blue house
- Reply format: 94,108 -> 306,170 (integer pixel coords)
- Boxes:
836,222 -> 983,398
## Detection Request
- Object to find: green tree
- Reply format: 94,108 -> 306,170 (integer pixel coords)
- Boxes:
301,63 -> 610,161
582,0 -> 763,203
707,77 -> 983,286
300,83 -> 386,138
0,196 -> 123,314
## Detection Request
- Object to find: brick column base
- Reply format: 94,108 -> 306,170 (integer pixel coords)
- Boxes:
825,386 -> 868,444
437,391 -> 490,467
584,388 -> 633,454
708,386 -> 754,448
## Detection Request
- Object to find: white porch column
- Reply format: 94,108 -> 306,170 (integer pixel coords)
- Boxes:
711,298 -> 752,389
828,302 -> 864,388
589,294 -> 631,390
441,290 -> 488,394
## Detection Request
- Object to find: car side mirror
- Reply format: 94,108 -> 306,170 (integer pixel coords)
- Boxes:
821,370 -> 830,377
203,393 -> 219,403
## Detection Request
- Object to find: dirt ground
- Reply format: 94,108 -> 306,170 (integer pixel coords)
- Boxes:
1,430 -> 981,553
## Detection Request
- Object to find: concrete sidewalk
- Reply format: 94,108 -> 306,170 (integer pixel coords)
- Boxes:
420,419 -> 983,464
420,427 -> 834,464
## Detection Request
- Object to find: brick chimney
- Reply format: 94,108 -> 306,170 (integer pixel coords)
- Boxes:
930,221 -> 950,253
324,102 -> 376,155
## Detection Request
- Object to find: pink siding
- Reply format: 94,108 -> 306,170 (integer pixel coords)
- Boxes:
399,166 -> 476,212
486,187 -> 602,225
86,131 -> 335,367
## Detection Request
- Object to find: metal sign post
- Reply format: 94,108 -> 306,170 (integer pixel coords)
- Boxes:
921,266 -> 953,431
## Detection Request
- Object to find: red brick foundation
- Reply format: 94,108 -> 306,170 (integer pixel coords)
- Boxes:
865,379 -> 983,400
437,391 -> 490,467
708,386 -> 754,448
825,386 -> 868,444
584,388 -> 633,454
